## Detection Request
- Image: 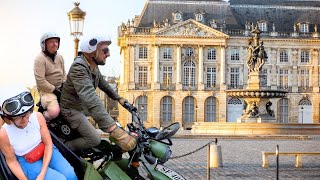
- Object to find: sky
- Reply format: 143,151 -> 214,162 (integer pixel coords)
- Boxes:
0,0 -> 146,87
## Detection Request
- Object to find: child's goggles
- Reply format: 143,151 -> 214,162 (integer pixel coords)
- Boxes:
1,91 -> 34,117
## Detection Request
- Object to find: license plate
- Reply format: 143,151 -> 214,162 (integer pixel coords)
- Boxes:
155,164 -> 185,180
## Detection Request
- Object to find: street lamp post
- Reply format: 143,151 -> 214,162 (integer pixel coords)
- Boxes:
68,2 -> 86,59
301,106 -> 304,124
195,105 -> 198,122
141,105 -> 145,123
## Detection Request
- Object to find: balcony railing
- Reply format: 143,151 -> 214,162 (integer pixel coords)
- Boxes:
204,84 -> 219,90
298,86 -> 313,93
277,86 -> 292,92
160,83 -> 176,90
182,84 -> 198,91
227,85 -> 244,89
225,29 -> 313,38
135,27 -> 151,34
135,83 -> 151,90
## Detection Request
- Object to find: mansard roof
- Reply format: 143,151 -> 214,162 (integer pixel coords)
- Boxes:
137,0 -> 320,33
229,0 -> 320,7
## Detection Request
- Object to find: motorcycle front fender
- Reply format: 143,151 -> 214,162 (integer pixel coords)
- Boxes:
100,161 -> 131,180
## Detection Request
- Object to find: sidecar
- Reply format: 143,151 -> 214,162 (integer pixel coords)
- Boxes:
0,131 -> 85,180
0,130 -> 131,180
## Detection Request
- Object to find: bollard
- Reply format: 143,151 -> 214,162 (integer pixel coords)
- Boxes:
276,145 -> 279,180
209,138 -> 223,168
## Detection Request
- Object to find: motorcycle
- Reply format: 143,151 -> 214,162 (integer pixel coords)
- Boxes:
0,102 -> 185,180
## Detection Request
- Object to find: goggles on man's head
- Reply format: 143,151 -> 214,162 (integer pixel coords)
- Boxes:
1,91 -> 34,117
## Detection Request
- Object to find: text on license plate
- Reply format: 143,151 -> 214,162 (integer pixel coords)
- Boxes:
155,164 -> 185,180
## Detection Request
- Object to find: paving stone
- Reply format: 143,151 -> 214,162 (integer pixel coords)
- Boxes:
161,138 -> 320,180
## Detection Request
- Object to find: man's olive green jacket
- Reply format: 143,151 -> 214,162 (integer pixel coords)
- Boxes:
60,55 -> 120,128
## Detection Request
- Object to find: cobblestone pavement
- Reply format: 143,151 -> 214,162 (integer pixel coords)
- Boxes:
162,138 -> 320,180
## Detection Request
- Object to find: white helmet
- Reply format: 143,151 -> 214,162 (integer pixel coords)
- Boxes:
80,35 -> 111,53
0,84 -> 34,117
40,32 -> 60,51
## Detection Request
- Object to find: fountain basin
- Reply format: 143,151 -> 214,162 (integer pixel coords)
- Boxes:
226,89 -> 287,98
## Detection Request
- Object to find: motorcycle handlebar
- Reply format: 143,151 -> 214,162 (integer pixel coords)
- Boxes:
122,102 -> 137,113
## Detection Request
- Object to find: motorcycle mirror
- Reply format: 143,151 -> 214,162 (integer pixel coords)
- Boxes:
146,127 -> 160,138
155,122 -> 180,140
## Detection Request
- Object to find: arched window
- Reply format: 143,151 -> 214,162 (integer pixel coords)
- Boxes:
161,96 -> 173,122
258,22 -> 268,32
300,23 -> 309,33
183,96 -> 195,122
136,96 -> 148,122
299,98 -> 312,106
173,12 -> 183,22
183,60 -> 196,87
205,96 -> 216,122
195,13 -> 203,22
278,98 -> 289,123
228,98 -> 242,105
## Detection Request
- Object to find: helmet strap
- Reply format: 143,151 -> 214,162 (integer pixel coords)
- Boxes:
92,57 -> 99,65
83,53 -> 98,69
43,49 -> 57,62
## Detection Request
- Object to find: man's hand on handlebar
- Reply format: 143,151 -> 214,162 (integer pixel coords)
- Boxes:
108,124 -> 137,152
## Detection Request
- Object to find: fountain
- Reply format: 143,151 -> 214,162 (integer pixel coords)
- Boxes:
226,25 -> 287,123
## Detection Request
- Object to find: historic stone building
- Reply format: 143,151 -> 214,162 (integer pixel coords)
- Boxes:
117,0 -> 320,132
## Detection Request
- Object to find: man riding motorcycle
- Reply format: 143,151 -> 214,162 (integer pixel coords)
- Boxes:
59,34 -> 136,152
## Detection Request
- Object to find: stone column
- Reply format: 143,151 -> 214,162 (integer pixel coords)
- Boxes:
220,46 -> 226,90
176,45 -> 182,90
270,48 -> 277,89
218,93 -> 227,122
153,45 -> 160,89
291,49 -> 299,92
292,66 -> 298,90
128,45 -> 135,89
198,46 -> 204,90
312,49 -> 319,92
175,97 -> 183,129
243,47 -> 249,87
197,97 -> 205,122
120,47 -> 125,84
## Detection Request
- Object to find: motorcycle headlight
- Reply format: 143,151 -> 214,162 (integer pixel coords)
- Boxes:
150,140 -> 172,163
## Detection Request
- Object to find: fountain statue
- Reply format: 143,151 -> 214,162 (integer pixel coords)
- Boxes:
227,25 -> 287,123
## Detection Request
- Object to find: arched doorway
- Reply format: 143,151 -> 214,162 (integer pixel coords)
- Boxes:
135,95 -> 148,123
227,98 -> 243,122
277,98 -> 289,123
182,96 -> 196,129
205,96 -> 217,122
298,97 -> 312,123
160,96 -> 174,127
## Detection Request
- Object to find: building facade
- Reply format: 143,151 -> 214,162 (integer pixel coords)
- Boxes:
117,0 -> 320,130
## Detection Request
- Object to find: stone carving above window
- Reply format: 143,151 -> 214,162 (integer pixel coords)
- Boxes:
156,20 -> 229,38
